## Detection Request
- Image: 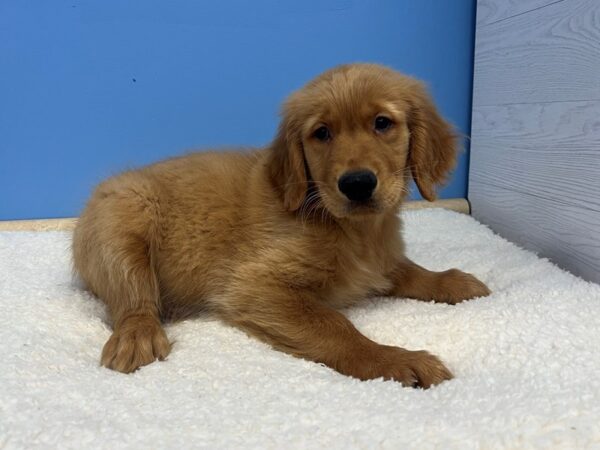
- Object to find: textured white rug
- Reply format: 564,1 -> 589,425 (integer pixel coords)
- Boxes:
1,209 -> 599,449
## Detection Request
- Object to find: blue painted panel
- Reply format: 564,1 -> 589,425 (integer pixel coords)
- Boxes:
0,0 -> 475,219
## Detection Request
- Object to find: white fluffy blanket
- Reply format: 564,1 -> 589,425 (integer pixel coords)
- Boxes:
1,209 -> 599,449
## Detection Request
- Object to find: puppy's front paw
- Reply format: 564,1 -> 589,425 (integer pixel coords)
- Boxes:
436,269 -> 491,304
101,315 -> 171,373
378,347 -> 453,388
347,346 -> 452,388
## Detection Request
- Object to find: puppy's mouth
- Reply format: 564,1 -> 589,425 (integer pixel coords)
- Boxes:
317,188 -> 385,219
346,199 -> 383,215
305,178 -> 399,220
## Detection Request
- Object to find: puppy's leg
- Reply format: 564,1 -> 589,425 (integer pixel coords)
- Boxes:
98,257 -> 171,373
388,258 -> 490,304
219,273 -> 452,388
73,180 -> 171,373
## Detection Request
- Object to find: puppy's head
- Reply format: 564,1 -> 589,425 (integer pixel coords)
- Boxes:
269,63 -> 457,219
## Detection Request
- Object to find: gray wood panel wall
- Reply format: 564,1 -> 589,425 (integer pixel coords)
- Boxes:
469,0 -> 600,283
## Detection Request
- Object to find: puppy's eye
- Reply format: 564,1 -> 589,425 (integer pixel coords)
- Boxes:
374,116 -> 393,132
313,126 -> 331,142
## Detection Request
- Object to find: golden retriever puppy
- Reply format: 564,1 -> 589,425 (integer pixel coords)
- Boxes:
73,63 -> 490,388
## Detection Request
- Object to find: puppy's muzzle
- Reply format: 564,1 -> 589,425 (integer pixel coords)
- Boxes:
337,170 -> 378,202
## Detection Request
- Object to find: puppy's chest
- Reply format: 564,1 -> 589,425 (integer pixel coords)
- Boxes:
320,241 -> 394,308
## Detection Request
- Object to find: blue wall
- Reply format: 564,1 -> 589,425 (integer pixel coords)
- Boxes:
0,0 -> 476,220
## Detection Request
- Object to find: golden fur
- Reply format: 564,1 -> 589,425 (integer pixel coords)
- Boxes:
73,64 -> 490,387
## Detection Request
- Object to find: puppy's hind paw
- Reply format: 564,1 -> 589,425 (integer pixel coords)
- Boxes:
101,314 -> 171,373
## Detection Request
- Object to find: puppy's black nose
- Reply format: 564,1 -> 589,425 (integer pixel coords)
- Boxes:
337,170 -> 378,202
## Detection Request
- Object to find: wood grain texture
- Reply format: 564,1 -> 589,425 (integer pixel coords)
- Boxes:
473,0 -> 600,105
470,182 -> 600,283
476,0 -> 563,26
470,101 -> 600,212
471,0 -> 600,283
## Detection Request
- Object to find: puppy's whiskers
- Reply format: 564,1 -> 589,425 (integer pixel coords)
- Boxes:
297,184 -> 335,228
298,189 -> 324,228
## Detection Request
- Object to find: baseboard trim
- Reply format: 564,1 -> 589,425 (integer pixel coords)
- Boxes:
0,217 -> 78,232
0,198 -> 469,231
401,198 -> 470,214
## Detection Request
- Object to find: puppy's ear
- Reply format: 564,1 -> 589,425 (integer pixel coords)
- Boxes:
406,82 -> 458,202
268,105 -> 307,211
